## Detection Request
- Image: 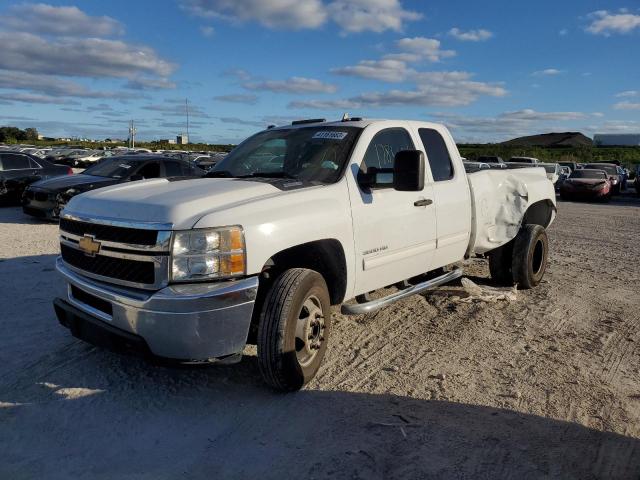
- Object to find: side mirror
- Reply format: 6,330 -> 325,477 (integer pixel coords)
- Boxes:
393,150 -> 425,191
129,174 -> 144,181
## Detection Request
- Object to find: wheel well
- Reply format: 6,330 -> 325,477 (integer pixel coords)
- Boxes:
522,200 -> 555,228
266,239 -> 348,305
245,239 -> 347,346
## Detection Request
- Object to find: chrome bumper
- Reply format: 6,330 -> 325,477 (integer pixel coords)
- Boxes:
55,257 -> 259,360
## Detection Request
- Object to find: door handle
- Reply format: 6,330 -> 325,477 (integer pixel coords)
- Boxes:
414,198 -> 433,207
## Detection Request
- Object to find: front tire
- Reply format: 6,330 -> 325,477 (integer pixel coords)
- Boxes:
257,268 -> 331,391
511,224 -> 549,289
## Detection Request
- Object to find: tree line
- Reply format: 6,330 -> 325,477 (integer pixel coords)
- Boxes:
0,126 -> 39,143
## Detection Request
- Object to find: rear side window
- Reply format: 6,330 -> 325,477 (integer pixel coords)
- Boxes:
163,161 -> 185,177
362,128 -> 414,173
419,128 -> 454,181
0,153 -> 32,170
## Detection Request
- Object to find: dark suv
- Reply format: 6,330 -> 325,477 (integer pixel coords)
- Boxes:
0,151 -> 71,204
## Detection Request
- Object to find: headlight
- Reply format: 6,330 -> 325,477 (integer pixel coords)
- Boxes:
170,226 -> 246,282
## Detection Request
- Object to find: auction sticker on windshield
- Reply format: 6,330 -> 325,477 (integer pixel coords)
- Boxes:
312,131 -> 348,140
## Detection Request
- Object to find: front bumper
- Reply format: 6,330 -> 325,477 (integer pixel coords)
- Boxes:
22,190 -> 58,219
55,257 -> 259,361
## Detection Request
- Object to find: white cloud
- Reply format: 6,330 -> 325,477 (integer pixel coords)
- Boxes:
244,76 -> 337,94
124,78 -> 177,90
395,37 -> 456,62
586,10 -> 640,35
180,0 -> 420,33
200,25 -> 215,37
142,99 -> 211,118
291,71 -> 506,109
613,101 -> 640,110
0,92 -> 80,105
533,68 -> 563,76
181,0 -> 327,29
213,93 -> 259,104
501,109 -> 588,121
327,0 -> 422,33
615,90 -> 639,98
332,58 -> 413,82
0,69 -> 140,99
0,32 -> 176,80
448,27 -> 493,42
0,3 -> 123,37
559,28 -> 569,36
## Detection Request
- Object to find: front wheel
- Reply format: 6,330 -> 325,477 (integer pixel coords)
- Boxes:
257,268 -> 331,391
511,224 -> 549,289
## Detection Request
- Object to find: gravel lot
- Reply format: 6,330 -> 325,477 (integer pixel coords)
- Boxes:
1,194 -> 639,479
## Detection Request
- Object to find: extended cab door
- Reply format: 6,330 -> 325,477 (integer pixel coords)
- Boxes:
412,126 -> 471,268
346,123 -> 438,296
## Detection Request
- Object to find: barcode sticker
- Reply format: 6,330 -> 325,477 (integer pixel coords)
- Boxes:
312,131 -> 348,140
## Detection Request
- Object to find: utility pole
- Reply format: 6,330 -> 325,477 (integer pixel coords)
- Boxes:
128,120 -> 137,149
185,98 -> 190,150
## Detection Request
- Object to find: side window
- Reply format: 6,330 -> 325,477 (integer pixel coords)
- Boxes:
362,128 -> 414,172
419,128 -> 454,182
29,157 -> 41,169
0,153 -> 32,170
136,162 -> 161,179
163,161 -> 184,177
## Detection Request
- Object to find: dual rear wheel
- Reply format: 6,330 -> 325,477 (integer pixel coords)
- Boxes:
489,224 -> 549,289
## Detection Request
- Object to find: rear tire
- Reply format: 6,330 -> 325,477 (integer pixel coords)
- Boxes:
511,224 -> 549,289
489,241 -> 514,285
257,268 -> 331,391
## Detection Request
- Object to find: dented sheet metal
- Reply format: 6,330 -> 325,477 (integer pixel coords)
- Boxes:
466,167 -> 555,255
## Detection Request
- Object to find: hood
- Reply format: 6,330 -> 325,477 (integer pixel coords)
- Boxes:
30,174 -> 118,192
63,177 -> 287,229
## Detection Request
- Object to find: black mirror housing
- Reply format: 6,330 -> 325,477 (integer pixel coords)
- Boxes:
393,150 -> 425,191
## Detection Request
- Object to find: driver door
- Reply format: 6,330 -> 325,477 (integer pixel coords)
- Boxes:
347,124 -> 438,295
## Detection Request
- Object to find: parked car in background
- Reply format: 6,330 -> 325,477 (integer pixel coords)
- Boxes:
23,155 -> 205,219
582,163 -> 621,194
0,151 -> 72,203
462,161 -> 491,173
557,166 -> 571,189
508,156 -> 540,164
558,162 -> 577,173
559,169 -> 611,202
477,155 -> 505,166
73,150 -> 114,168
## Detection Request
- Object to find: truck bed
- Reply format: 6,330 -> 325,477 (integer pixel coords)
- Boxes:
466,167 -> 556,255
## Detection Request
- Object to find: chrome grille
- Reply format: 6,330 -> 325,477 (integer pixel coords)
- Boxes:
58,214 -> 172,290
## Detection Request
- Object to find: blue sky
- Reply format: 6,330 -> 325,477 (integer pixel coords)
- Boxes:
0,0 -> 638,143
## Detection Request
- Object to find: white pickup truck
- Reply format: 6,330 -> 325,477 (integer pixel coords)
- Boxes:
53,118 -> 556,391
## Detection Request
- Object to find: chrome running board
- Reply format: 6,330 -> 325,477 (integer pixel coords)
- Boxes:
341,267 -> 463,315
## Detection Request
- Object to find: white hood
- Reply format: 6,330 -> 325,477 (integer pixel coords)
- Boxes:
63,178 -> 284,229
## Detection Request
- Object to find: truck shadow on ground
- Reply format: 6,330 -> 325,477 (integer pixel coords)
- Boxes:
1,341 -> 639,479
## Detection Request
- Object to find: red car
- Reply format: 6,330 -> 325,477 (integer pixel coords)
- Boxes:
559,169 -> 611,201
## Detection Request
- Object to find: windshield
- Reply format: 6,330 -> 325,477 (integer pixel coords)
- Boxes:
584,164 -> 617,175
83,158 -> 139,178
209,126 -> 361,184
571,170 -> 606,179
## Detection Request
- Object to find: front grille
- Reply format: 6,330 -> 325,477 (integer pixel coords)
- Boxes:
61,244 -> 155,284
23,190 -> 34,200
60,218 -> 158,246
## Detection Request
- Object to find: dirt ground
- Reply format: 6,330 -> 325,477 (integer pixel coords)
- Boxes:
1,194 -> 639,479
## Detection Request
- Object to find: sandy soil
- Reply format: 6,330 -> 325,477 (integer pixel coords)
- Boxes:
0,195 -> 639,479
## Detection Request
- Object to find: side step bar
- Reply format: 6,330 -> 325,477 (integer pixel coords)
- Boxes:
341,268 -> 463,315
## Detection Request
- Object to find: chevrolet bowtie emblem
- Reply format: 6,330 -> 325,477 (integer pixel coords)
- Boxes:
78,234 -> 101,257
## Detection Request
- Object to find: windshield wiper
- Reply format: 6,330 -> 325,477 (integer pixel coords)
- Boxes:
241,171 -> 298,179
206,170 -> 235,178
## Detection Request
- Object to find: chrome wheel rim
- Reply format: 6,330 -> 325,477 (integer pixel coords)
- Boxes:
294,294 -> 325,367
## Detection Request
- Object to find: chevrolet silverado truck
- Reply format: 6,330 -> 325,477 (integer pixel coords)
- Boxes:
53,118 -> 556,391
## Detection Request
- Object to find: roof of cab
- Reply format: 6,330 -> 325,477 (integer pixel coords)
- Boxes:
270,118 -> 445,131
